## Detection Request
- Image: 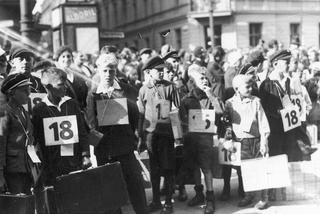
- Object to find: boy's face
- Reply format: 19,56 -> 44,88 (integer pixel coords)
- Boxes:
163,67 -> 174,82
149,68 -> 164,82
12,85 -> 30,105
194,73 -> 209,90
237,81 -> 252,97
166,58 -> 179,72
98,64 -> 116,86
49,77 -> 66,99
274,59 -> 289,75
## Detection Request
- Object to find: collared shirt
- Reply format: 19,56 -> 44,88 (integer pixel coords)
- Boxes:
225,94 -> 270,139
96,80 -> 121,97
42,95 -> 72,112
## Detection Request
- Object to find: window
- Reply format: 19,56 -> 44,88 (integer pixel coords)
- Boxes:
112,0 -> 118,24
204,25 -> 222,49
290,23 -> 300,44
144,0 -> 148,17
133,0 -> 137,19
249,23 -> 262,47
122,0 -> 127,21
175,28 -> 182,49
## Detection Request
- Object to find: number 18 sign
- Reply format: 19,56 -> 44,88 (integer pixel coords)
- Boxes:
280,106 -> 301,132
43,115 -> 79,146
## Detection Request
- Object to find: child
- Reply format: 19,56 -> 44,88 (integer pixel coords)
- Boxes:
179,70 -> 223,214
32,67 -> 91,186
0,72 -> 40,194
137,55 -> 180,214
225,74 -> 270,209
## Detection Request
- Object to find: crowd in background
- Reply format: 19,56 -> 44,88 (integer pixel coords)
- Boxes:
0,35 -> 320,214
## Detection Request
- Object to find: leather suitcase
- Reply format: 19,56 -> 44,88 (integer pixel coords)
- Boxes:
54,162 -> 129,214
0,194 -> 35,214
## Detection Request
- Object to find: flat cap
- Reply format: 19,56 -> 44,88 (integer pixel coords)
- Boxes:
238,63 -> 256,75
163,50 -> 179,61
9,47 -> 35,61
142,56 -> 165,71
270,50 -> 291,64
1,73 -> 31,94
139,48 -> 152,55
246,50 -> 265,66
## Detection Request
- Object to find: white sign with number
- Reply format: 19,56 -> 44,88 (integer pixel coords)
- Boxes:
218,141 -> 241,166
188,109 -> 216,133
96,98 -> 129,126
290,94 -> 306,120
154,99 -> 171,123
280,106 -> 301,132
23,93 -> 46,112
43,115 -> 79,146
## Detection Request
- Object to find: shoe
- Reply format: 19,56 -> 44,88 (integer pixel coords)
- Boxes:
147,201 -> 162,213
160,204 -> 173,214
204,191 -> 215,214
187,192 -> 205,206
187,185 -> 205,206
238,195 -> 253,207
255,200 -> 269,210
177,188 -> 188,202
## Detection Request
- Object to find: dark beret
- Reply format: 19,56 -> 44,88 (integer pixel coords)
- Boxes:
270,50 -> 292,64
193,46 -> 205,58
1,73 -> 31,94
142,56 -> 165,71
54,46 -> 73,60
163,50 -> 179,61
238,63 -> 255,75
246,50 -> 265,66
9,47 -> 35,61
139,48 -> 152,55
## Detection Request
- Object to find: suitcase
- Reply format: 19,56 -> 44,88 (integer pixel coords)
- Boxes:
54,162 -> 129,214
0,194 -> 35,214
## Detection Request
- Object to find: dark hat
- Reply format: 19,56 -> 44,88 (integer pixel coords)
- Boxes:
142,56 -> 166,71
193,46 -> 205,58
238,63 -> 255,75
139,48 -> 152,55
9,47 -> 35,61
246,50 -> 266,67
270,50 -> 292,64
212,46 -> 225,57
163,50 -> 179,61
1,73 -> 31,94
54,46 -> 73,60
100,45 -> 118,54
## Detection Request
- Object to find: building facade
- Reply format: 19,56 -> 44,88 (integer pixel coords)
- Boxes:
99,0 -> 320,51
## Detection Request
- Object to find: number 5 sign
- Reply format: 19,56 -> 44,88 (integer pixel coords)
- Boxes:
280,106 -> 301,132
43,115 -> 79,146
188,109 -> 216,133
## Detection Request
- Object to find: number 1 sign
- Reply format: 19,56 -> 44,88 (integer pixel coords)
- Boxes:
43,115 -> 79,146
280,106 -> 301,132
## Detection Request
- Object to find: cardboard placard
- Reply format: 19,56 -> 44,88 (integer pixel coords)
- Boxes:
188,109 -> 216,133
96,98 -> 129,126
43,115 -> 79,146
218,140 -> 241,166
307,124 -> 318,145
154,99 -> 171,123
169,110 -> 183,139
23,93 -> 46,112
241,154 -> 291,192
280,106 -> 301,132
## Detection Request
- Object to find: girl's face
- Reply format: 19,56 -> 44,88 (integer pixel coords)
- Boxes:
58,51 -> 73,69
237,81 -> 252,97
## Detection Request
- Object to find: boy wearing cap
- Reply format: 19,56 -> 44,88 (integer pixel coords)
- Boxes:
225,74 -> 270,209
0,73 -> 40,194
87,53 -> 148,214
137,55 -> 180,214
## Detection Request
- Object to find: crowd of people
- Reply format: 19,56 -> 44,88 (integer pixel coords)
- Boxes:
0,37 -> 320,214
